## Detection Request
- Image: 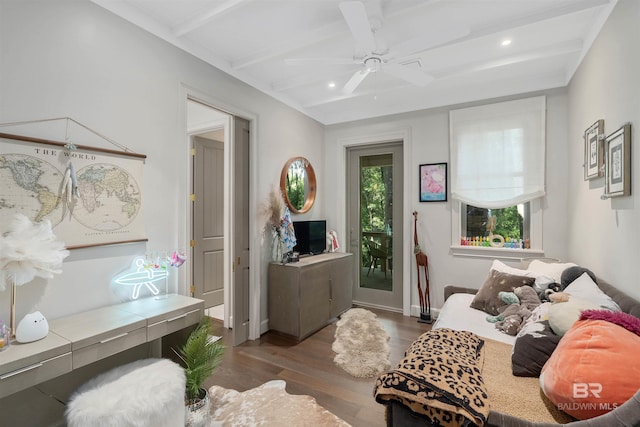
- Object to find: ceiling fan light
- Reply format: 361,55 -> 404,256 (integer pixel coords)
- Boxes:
364,57 -> 381,73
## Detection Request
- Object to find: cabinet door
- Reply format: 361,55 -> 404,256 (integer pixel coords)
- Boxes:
330,254 -> 354,317
268,264 -> 300,337
299,264 -> 331,339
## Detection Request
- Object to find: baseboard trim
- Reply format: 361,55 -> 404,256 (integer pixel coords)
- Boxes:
352,300 -> 403,313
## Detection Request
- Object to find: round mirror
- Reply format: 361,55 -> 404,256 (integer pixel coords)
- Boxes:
280,156 -> 316,214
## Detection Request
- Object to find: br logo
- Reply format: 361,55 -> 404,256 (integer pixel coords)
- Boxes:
573,383 -> 602,399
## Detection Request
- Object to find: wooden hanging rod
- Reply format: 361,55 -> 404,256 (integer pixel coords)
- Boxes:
0,132 -> 147,159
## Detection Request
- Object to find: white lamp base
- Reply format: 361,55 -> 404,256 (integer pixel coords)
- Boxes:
15,311 -> 49,343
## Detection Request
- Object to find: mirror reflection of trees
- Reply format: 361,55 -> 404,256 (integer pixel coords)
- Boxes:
280,156 -> 316,214
286,164 -> 306,211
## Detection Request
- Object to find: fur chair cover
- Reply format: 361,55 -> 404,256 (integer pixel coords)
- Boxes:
66,358 -> 186,427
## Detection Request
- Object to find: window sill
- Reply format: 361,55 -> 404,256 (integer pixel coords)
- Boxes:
450,245 -> 544,260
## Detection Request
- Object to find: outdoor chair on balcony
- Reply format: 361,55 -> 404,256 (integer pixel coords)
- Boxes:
365,239 -> 392,278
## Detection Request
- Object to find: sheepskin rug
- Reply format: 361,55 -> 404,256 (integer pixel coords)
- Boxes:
65,358 -> 186,427
208,380 -> 350,426
332,308 -> 391,378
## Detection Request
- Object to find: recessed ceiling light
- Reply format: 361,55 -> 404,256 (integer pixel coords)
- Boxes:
501,39 -> 512,47
328,82 -> 336,88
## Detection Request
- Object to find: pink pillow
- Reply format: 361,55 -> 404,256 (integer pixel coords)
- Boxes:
580,309 -> 640,336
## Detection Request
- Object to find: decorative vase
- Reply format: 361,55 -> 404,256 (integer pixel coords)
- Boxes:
185,388 -> 211,427
271,230 -> 283,262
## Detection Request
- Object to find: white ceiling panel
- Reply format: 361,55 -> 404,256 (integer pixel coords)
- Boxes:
92,0 -> 617,124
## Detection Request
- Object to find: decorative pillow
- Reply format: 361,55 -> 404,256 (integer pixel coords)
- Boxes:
540,319 -> 640,420
561,266 -> 596,289
563,273 -> 620,311
491,260 -> 539,278
470,270 -> 535,316
580,309 -> 640,335
512,320 -> 561,377
526,260 -> 577,284
548,297 -> 599,336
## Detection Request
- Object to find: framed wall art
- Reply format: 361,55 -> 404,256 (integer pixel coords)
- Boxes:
419,162 -> 447,202
604,123 -> 631,198
584,119 -> 604,180
0,132 -> 147,249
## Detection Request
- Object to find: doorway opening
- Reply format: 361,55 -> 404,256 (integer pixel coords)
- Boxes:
186,97 -> 251,345
187,100 -> 228,323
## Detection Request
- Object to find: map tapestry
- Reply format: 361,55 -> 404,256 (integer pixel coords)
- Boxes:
0,135 -> 146,249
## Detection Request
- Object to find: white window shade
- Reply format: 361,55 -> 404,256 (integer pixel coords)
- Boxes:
450,96 -> 546,208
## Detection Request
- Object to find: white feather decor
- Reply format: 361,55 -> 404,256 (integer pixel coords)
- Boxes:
0,214 -> 70,290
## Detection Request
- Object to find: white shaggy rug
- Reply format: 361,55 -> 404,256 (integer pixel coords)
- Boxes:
208,380 -> 351,426
332,308 -> 391,378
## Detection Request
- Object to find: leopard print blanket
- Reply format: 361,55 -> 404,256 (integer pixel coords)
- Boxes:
374,329 -> 489,427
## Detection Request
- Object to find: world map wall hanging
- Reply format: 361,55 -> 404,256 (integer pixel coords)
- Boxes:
0,132 -> 147,249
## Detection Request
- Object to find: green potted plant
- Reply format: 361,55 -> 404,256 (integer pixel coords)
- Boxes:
173,317 -> 225,426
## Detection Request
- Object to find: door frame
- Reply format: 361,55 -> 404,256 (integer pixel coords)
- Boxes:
180,84 -> 261,341
335,128 -> 412,316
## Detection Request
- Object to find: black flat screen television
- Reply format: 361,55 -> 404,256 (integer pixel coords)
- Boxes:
292,220 -> 326,255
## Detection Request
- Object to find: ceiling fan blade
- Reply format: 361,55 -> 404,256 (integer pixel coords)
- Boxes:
343,68 -> 371,94
392,24 -> 471,58
339,1 -> 376,53
382,63 -> 434,86
284,57 -> 357,66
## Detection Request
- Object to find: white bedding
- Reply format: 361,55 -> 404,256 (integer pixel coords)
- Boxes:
433,293 -> 516,346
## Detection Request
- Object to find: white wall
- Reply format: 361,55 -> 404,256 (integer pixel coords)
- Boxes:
0,0 -> 325,329
1,0 -> 636,333
325,89 -> 570,311
566,0 -> 640,299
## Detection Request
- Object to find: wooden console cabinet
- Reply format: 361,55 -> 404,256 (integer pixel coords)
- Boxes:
268,252 -> 353,340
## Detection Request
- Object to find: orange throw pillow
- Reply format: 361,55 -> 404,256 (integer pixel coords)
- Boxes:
540,319 -> 640,420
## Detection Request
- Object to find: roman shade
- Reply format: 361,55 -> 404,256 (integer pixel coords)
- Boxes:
449,96 -> 546,208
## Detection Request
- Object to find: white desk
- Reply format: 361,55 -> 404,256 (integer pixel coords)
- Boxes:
0,294 -> 203,399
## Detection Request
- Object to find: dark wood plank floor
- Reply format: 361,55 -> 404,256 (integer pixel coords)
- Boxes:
205,308 -> 432,427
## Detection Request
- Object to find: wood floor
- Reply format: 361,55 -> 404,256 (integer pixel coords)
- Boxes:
205,308 -> 432,427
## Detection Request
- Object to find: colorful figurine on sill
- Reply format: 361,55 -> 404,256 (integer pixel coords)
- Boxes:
487,216 -> 505,247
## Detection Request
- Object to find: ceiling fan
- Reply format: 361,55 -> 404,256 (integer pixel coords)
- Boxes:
286,1 -> 469,94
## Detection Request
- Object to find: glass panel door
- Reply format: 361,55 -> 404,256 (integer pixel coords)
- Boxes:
346,142 -> 402,310
360,154 -> 393,291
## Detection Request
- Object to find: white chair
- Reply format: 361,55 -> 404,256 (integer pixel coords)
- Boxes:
66,358 -> 185,427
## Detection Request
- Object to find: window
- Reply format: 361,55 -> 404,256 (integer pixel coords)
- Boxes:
461,203 -> 530,248
449,97 -> 545,255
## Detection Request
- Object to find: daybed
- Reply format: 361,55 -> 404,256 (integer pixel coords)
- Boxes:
374,259 -> 640,427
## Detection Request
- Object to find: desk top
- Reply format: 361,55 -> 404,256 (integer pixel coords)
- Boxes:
0,294 -> 203,398
0,332 -> 70,377
48,306 -> 147,351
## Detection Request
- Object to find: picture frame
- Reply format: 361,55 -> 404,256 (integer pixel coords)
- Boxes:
419,162 -> 447,202
0,132 -> 147,249
604,123 -> 631,198
584,119 -> 604,180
